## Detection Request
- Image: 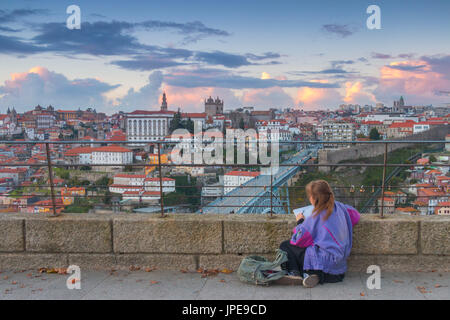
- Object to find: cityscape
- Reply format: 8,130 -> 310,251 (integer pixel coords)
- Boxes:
0,93 -> 448,215
0,0 -> 449,302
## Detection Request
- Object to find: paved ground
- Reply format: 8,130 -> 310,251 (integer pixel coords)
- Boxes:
0,270 -> 448,300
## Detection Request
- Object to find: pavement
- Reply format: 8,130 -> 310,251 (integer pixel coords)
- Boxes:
0,270 -> 448,300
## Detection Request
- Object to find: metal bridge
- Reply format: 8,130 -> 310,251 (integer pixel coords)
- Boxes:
199,148 -> 317,214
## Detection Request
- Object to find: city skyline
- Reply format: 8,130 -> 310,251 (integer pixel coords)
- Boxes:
1,0 -> 450,113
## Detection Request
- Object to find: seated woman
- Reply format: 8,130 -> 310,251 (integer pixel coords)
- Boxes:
278,180 -> 360,288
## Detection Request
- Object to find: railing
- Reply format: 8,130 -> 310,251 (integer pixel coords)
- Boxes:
0,138 -> 448,218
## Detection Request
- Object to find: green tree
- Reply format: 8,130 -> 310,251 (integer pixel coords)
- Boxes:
429,155 -> 437,163
369,128 -> 381,140
239,118 -> 245,129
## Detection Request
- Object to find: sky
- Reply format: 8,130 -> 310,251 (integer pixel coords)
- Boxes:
0,0 -> 450,114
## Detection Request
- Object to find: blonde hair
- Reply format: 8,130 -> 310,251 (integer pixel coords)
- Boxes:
306,180 -> 335,221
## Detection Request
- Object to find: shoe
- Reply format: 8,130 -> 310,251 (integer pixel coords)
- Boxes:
274,271 -> 303,285
302,274 -> 320,288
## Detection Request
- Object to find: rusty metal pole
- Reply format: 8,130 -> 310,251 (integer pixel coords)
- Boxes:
45,143 -> 58,216
157,142 -> 165,217
380,142 -> 388,218
270,166 -> 273,218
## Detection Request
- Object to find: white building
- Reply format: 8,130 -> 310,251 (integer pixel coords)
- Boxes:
144,177 -> 175,193
91,146 -> 133,166
320,121 -> 355,149
223,171 -> 260,195
126,93 -> 175,144
109,174 -> 175,194
65,146 -> 133,166
413,122 -> 431,134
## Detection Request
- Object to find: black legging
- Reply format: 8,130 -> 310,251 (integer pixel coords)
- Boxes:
279,240 -> 306,273
279,240 -> 346,284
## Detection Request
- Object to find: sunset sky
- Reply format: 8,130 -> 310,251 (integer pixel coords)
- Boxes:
1,0 -> 450,113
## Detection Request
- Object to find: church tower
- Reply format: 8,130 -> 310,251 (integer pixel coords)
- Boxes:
161,92 -> 168,111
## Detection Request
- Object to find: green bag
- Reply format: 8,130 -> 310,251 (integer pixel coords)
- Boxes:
237,249 -> 289,286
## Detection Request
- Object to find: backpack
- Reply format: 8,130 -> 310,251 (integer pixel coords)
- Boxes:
237,249 -> 289,286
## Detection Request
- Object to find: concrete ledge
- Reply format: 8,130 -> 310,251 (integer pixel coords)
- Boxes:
113,215 -> 222,254
0,217 -> 24,252
223,216 -> 295,254
0,213 -> 449,272
25,216 -> 112,253
0,253 -> 68,270
420,219 -> 450,255
352,215 -> 419,255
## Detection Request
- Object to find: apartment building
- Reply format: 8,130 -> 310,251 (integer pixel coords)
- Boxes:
320,121 -> 355,149
223,171 -> 260,195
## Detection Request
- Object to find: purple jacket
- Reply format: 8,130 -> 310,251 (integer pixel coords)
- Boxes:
290,201 -> 360,275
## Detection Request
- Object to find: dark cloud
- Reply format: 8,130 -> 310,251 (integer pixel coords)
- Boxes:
385,64 -> 427,72
0,18 -> 281,70
371,52 -> 393,59
193,51 -> 253,68
434,90 -> 450,96
0,34 -> 43,54
330,60 -> 354,68
322,24 -> 357,38
163,68 -> 339,89
138,20 -> 230,44
112,55 -> 187,71
245,52 -> 282,61
372,52 -> 416,60
0,9 -> 48,24
421,54 -> 450,80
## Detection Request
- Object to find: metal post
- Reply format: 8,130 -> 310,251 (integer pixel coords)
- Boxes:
380,143 -> 388,218
270,167 -> 273,218
157,142 -> 165,217
45,143 -> 58,216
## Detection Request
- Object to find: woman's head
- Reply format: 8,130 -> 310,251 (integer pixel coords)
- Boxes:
305,180 -> 335,220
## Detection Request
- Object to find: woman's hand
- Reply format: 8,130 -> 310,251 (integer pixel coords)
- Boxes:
296,213 -> 304,221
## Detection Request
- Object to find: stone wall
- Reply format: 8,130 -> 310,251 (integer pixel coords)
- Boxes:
318,125 -> 449,172
0,213 -> 449,272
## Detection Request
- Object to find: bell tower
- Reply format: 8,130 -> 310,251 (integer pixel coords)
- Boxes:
161,92 -> 168,111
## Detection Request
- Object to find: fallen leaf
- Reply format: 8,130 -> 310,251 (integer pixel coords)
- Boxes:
360,292 -> 365,296
180,269 -> 188,273
150,280 -> 159,285
3,276 -> 8,280
26,273 -> 32,277
219,279 -> 226,283
129,266 -> 140,271
220,268 -> 233,274
393,280 -> 404,283
38,268 -> 47,273
196,268 -> 204,273
434,284 -> 441,288
144,267 -> 154,273
11,281 -> 17,285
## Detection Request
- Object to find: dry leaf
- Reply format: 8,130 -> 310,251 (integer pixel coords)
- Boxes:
144,267 -> 154,272
180,269 -> 188,273
3,276 -> 8,280
219,279 -> 226,283
150,280 -> 159,285
393,280 -> 404,283
360,292 -> 365,296
220,268 -> 233,274
434,284 -> 441,288
11,281 -> 17,285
